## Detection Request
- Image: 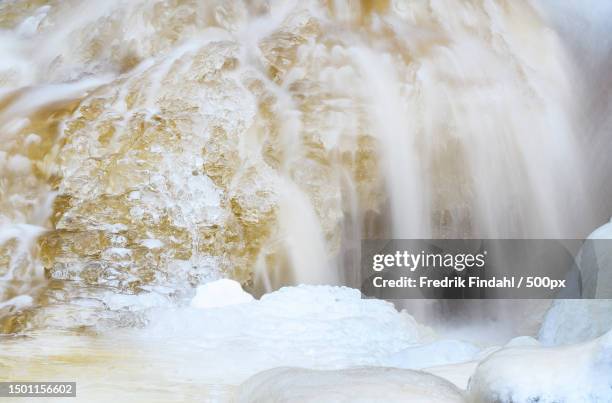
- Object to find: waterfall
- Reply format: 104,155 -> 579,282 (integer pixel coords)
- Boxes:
0,0 -> 605,332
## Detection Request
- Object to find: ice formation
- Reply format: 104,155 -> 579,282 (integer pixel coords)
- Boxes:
140,285 -> 426,381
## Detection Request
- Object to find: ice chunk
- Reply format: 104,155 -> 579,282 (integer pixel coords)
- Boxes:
237,367 -> 466,403
468,330 -> 612,403
190,279 -> 255,309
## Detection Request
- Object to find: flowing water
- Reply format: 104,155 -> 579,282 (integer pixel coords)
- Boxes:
0,0 -> 609,401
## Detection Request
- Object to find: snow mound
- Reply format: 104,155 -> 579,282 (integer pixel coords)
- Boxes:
384,339 -> 480,370
144,285 -> 425,382
190,279 -> 254,309
237,367 -> 466,403
468,330 -> 612,403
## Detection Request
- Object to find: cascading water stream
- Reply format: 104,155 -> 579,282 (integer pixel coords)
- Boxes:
0,0 -> 602,328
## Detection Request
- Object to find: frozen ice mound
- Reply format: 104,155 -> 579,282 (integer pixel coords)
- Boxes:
141,285 -> 426,382
468,330 -> 612,403
237,367 -> 466,403
190,279 -> 254,309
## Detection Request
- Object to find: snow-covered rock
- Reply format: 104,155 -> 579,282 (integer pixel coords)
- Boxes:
579,218 -> 612,298
190,279 -> 254,309
237,367 -> 466,403
539,299 -> 612,345
144,285 -> 426,383
468,330 -> 612,403
538,219 -> 612,345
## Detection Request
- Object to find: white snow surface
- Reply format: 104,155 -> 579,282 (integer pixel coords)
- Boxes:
190,279 -> 254,309
468,330 -> 612,403
141,285 -> 428,383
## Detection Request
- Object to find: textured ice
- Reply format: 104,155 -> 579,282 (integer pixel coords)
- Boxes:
237,367 -> 466,403
140,285 -> 425,382
468,330 -> 612,403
